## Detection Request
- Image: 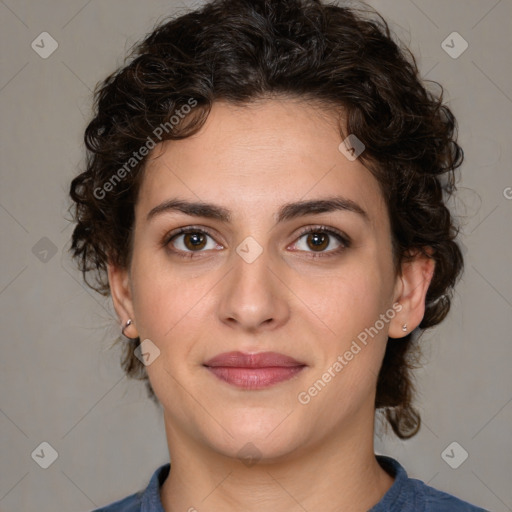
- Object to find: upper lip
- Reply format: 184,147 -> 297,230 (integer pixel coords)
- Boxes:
204,351 -> 305,368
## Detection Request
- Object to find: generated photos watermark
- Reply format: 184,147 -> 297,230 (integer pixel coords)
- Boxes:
297,302 -> 403,405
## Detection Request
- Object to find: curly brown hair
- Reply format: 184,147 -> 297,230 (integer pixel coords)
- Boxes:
69,0 -> 464,439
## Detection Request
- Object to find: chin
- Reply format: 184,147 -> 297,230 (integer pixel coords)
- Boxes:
202,412 -> 308,463
214,436 -> 303,466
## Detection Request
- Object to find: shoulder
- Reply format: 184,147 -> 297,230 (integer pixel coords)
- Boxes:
88,462 -> 170,512
409,477 -> 489,511
89,491 -> 143,512
374,456 -> 488,512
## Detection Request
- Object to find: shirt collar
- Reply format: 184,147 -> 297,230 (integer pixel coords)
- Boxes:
140,462 -> 169,512
369,455 -> 410,511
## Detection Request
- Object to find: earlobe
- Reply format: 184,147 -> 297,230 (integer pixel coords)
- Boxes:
107,263 -> 139,339
389,248 -> 435,339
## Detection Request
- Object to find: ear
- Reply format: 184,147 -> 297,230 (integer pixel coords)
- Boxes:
388,248 -> 435,339
107,262 -> 139,339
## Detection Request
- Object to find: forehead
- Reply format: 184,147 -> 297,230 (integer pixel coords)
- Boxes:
137,99 -> 387,228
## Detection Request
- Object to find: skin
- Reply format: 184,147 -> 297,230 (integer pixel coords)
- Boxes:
108,97 -> 435,512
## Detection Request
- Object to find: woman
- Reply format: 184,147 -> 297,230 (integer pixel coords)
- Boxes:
69,0 -> 486,510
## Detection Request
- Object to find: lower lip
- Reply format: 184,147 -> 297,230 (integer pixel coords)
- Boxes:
206,366 -> 305,389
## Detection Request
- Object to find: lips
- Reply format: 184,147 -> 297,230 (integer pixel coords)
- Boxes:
204,351 -> 306,389
204,351 -> 304,368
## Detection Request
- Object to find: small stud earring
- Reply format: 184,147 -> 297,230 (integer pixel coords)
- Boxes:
122,319 -> 132,336
121,319 -> 138,342
402,323 -> 408,332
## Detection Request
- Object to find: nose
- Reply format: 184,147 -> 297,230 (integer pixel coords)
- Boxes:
217,245 -> 290,332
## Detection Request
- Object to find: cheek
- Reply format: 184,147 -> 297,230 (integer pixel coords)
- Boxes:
129,248 -> 190,341
129,252 -> 223,369
301,261 -> 393,403
132,273 -> 203,342
304,268 -> 392,402
312,262 -> 390,341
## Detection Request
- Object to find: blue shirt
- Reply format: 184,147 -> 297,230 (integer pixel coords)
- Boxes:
91,455 -> 488,511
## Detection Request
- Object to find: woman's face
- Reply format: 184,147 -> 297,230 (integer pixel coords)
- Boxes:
112,98 -> 408,461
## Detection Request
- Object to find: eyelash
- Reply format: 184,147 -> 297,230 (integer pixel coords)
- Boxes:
163,225 -> 351,259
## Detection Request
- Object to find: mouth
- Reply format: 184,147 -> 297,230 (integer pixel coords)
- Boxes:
203,351 -> 307,390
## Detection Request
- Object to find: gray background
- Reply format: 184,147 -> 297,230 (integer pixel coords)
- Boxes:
1,0 -> 511,511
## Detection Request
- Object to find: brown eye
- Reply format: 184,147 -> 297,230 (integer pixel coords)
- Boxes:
306,232 -> 329,251
183,232 -> 207,251
292,227 -> 350,257
166,228 -> 221,256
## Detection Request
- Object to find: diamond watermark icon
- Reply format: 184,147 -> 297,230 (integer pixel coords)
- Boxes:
441,32 -> 468,59
134,339 -> 161,366
236,236 -> 263,264
338,134 -> 365,161
31,32 -> 59,59
441,441 -> 468,469
237,442 -> 262,467
32,237 -> 58,263
31,441 -> 58,469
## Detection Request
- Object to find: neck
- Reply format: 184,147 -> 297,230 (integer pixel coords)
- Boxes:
160,413 -> 395,512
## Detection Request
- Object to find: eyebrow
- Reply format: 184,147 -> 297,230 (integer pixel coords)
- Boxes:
146,196 -> 369,224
